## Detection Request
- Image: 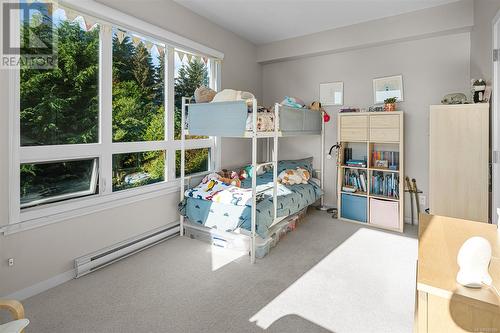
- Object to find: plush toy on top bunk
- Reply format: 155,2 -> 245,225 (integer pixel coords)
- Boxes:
310,101 -> 330,123
194,86 -> 217,103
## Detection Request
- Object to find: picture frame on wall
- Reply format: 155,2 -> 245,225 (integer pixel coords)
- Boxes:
320,81 -> 343,106
373,75 -> 404,104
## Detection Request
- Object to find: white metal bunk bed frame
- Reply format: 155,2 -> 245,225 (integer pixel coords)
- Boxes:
179,97 -> 324,263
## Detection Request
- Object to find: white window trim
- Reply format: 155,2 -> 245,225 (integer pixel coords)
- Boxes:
3,1 -> 223,235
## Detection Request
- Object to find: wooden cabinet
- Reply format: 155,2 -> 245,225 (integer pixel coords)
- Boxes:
340,115 -> 368,141
416,214 -> 500,332
429,104 -> 489,223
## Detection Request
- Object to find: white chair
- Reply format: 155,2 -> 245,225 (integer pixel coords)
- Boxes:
0,300 -> 29,333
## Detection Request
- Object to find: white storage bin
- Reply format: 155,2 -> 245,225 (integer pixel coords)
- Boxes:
184,222 -> 250,252
369,198 -> 399,229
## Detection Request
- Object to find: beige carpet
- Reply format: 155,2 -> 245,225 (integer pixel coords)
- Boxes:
22,209 -> 417,333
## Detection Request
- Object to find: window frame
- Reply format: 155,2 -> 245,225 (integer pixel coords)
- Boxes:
3,0 -> 223,235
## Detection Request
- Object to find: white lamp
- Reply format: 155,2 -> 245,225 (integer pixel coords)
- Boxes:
456,236 -> 492,288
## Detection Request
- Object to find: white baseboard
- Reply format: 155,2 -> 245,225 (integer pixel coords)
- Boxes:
2,269 -> 75,301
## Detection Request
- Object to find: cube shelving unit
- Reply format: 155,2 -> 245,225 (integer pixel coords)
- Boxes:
337,111 -> 404,232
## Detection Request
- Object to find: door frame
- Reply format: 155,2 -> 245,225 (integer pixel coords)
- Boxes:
492,10 -> 500,224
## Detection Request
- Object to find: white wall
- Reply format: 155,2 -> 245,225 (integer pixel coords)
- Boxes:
0,0 -> 260,297
470,0 -> 500,83
262,33 -> 471,222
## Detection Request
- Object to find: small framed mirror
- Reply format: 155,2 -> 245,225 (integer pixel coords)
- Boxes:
373,75 -> 404,104
320,81 -> 343,106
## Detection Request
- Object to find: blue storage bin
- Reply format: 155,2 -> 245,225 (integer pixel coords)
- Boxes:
341,194 -> 367,222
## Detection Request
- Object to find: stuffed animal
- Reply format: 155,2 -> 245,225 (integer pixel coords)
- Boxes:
217,169 -> 241,187
278,167 -> 311,185
441,93 -> 467,105
310,101 -> 322,111
310,101 -> 331,122
239,168 -> 249,180
194,86 -> 216,103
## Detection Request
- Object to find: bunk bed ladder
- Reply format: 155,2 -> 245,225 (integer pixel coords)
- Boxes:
250,101 -> 279,264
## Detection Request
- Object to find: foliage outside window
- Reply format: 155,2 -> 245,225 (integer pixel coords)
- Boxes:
174,50 -> 210,140
112,29 -> 165,142
113,151 -> 165,191
175,148 -> 210,178
20,13 -> 99,146
15,5 -> 218,214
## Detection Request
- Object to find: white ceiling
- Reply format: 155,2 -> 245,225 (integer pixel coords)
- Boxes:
174,0 -> 460,44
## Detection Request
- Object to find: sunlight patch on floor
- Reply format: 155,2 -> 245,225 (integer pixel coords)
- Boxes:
209,245 -> 246,271
249,228 -> 417,333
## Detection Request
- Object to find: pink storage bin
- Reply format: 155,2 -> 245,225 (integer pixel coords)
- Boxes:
369,198 -> 399,229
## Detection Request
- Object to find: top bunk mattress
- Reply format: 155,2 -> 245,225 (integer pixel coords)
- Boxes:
187,101 -> 321,137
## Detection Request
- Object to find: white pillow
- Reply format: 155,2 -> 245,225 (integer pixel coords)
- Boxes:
211,89 -> 255,103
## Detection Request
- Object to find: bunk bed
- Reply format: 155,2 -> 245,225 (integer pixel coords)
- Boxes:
179,97 -> 323,263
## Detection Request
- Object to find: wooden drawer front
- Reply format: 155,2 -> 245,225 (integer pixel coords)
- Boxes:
341,116 -> 368,128
341,128 -> 368,141
370,128 -> 399,142
370,115 -> 400,129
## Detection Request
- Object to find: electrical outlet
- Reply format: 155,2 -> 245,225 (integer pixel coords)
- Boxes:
419,195 -> 426,207
8,258 -> 14,267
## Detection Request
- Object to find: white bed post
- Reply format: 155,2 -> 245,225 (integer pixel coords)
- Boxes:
273,103 -> 279,221
318,114 -> 328,210
180,97 -> 187,236
251,98 -> 258,264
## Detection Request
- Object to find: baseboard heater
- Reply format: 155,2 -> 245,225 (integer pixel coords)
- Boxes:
74,224 -> 180,278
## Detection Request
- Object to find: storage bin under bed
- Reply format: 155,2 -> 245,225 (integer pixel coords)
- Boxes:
183,208 -> 307,258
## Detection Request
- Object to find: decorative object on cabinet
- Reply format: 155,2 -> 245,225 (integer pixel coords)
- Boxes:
337,111 -> 404,232
373,75 -> 404,104
441,92 -> 468,105
472,79 -> 487,103
383,97 -> 398,111
319,81 -> 343,106
368,105 -> 385,112
429,104 -> 489,223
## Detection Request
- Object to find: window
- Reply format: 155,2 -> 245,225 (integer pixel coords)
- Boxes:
21,159 -> 98,208
19,7 -> 101,209
113,151 -> 165,191
9,3 -> 221,229
20,10 -> 100,146
174,49 -> 210,140
112,29 -> 165,142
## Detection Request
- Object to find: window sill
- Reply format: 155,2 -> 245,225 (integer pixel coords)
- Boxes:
1,180 -> 182,235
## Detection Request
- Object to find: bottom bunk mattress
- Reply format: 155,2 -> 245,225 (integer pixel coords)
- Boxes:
180,172 -> 322,238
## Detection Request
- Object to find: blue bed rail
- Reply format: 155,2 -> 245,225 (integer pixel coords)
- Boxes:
186,101 -> 321,137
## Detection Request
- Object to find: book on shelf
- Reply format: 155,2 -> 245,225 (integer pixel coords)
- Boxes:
370,171 -> 399,199
371,150 -> 399,170
345,160 -> 367,168
342,185 -> 357,193
343,169 -> 367,193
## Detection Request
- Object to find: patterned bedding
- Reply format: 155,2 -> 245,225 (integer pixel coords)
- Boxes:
179,171 -> 322,238
245,111 -> 276,132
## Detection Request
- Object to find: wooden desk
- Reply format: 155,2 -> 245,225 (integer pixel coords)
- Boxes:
416,214 -> 500,332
